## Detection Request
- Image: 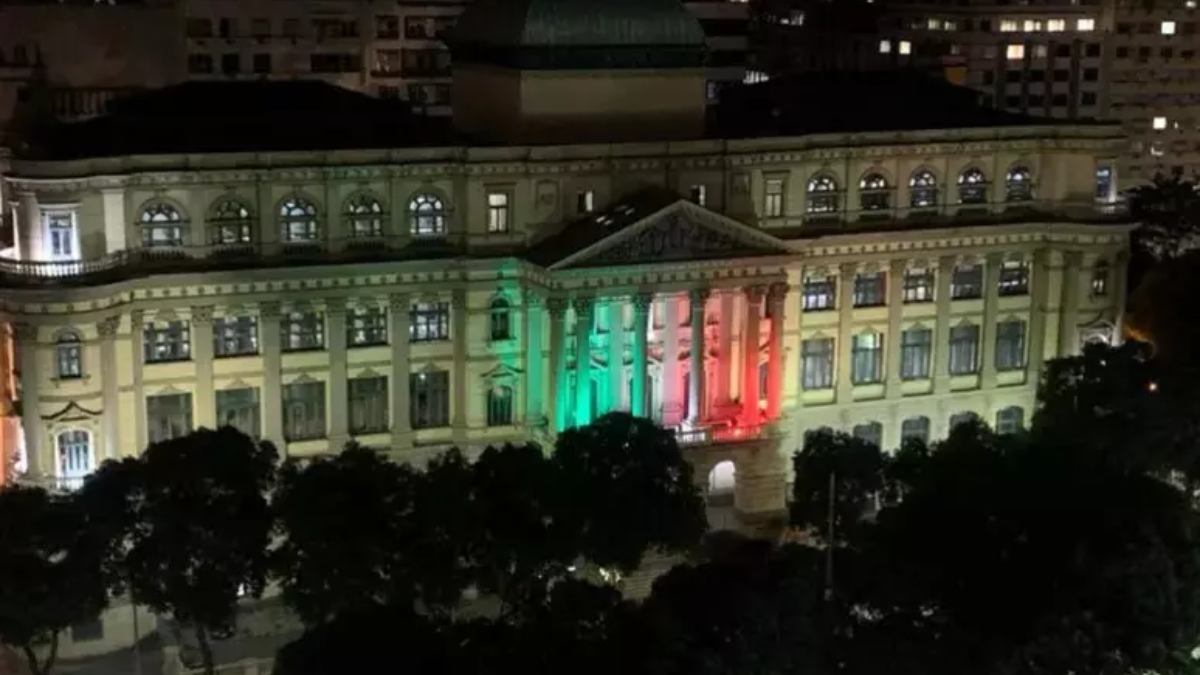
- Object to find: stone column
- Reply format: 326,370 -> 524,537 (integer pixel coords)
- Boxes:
981,254 -> 1002,390
389,293 -> 412,447
741,285 -> 765,422
1027,249 -> 1051,376
607,299 -> 624,414
573,297 -> 595,427
765,283 -> 787,421
452,288 -> 468,447
688,288 -> 710,424
716,291 -> 735,416
260,302 -> 284,448
662,296 -> 683,426
631,294 -> 651,418
16,191 -> 41,262
256,178 -> 279,256
325,180 -> 344,253
191,306 -> 216,430
131,311 -> 147,452
886,260 -> 905,396
523,291 -> 545,426
933,256 -> 954,392
547,299 -> 569,431
100,188 -> 128,254
13,323 -> 42,479
97,316 -> 120,460
835,264 -> 855,403
326,298 -> 348,451
1057,251 -> 1082,357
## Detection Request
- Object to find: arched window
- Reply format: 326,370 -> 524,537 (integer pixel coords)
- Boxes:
995,406 -> 1025,434
708,460 -> 736,494
56,331 -> 82,379
949,411 -> 980,431
957,168 -> 988,205
279,198 -> 319,243
209,198 -> 253,245
486,385 -> 514,426
56,429 -> 93,490
1091,260 -> 1110,296
852,421 -> 883,448
139,203 -> 186,248
806,175 -> 840,214
489,298 -> 511,340
409,193 -> 446,237
900,416 -> 930,444
859,173 -> 891,211
1004,166 -> 1033,202
344,193 -> 385,238
909,170 -> 938,208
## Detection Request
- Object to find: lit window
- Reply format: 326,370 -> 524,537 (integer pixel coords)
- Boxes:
899,40 -> 912,55
1006,44 -> 1025,60
56,331 -> 83,379
1188,0 -> 1197,8
344,193 -> 384,238
1154,116 -> 1168,130
879,39 -> 892,54
1162,20 -> 1177,34
1047,19 -> 1065,31
1000,19 -> 1018,32
1023,19 -> 1042,31
944,19 -> 957,30
1076,18 -> 1095,31
1151,142 -> 1165,157
927,18 -> 942,29
576,190 -> 595,214
487,192 -> 510,233
409,193 -> 446,237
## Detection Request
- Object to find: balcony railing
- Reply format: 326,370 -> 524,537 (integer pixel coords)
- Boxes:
675,423 -> 771,446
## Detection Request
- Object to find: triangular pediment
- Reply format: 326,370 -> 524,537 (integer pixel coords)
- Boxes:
548,200 -> 796,271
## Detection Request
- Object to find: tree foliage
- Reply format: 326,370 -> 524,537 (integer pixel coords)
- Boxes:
790,428 -> 888,545
1128,170 -> 1200,261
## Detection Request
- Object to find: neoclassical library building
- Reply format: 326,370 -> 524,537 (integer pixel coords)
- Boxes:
0,0 -> 1130,540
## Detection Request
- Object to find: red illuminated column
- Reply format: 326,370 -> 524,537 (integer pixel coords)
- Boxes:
741,285 -> 765,422
688,288 -> 710,424
766,283 -> 788,420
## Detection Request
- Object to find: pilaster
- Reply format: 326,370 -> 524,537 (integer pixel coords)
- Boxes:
97,316 -> 120,460
716,291 -> 735,415
13,323 -> 42,478
1056,251 -> 1082,358
573,297 -> 595,427
548,298 -> 569,430
16,192 -> 41,262
688,288 -> 710,423
835,263 -> 855,404
260,302 -> 284,448
662,295 -> 683,426
131,311 -> 147,453
1027,249 -> 1051,376
980,254 -> 1002,391
326,298 -> 348,451
933,256 -> 954,393
631,295 -> 651,418
191,306 -> 216,430
765,284 -> 787,421
885,261 -> 904,396
452,288 -> 468,447
390,293 -> 412,447
325,180 -> 344,252
256,178 -> 280,256
741,285 -> 765,423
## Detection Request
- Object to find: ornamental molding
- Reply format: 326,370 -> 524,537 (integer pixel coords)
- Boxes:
41,400 -> 102,422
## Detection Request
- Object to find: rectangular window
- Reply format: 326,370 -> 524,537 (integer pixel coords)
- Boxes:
56,340 -> 81,379
853,272 -> 886,307
764,177 -> 785,217
995,319 -> 1027,371
998,260 -> 1030,296
216,387 -> 260,438
487,385 -> 515,426
284,312 -> 324,351
1000,19 -> 1018,32
903,268 -> 935,303
487,192 -> 510,233
214,316 -> 259,357
410,302 -> 450,342
376,14 -> 400,39
899,40 -> 912,55
373,48 -> 401,74
144,321 -> 191,363
349,376 -> 389,435
252,53 -> 272,74
951,264 -> 983,299
1007,44 -> 1025,60
948,324 -> 980,375
900,328 -> 933,380
802,276 -> 836,312
689,185 -> 708,206
1047,19 -> 1065,31
348,306 -> 388,347
147,392 -> 193,445
577,190 -> 595,213
801,337 -> 835,390
283,381 -> 326,442
410,370 -> 450,429
44,210 -> 77,261
186,18 -> 213,37
879,39 -> 892,53
851,333 -> 884,385
1077,18 -> 1095,31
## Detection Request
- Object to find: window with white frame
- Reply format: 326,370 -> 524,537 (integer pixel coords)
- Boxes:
348,306 -> 388,347
214,316 -> 259,357
764,177 -> 785,217
801,337 -> 835,390
139,203 -> 187,248
410,193 -> 446,236
410,369 -> 450,429
487,192 -> 510,233
909,170 -> 938,208
903,268 -> 935,303
995,319 -> 1027,370
900,328 -> 933,380
209,199 -> 253,245
144,321 -> 191,363
279,197 -> 320,242
216,387 -> 260,438
487,385 -> 514,426
43,210 -> 78,261
147,392 -> 193,444
998,260 -> 1030,296
349,376 -> 388,435
853,271 -> 886,307
410,302 -> 450,342
56,331 -> 82,379
806,175 -> 840,214
851,333 -> 884,384
948,324 -> 980,375
56,430 -> 92,489
284,312 -> 325,351
951,264 -> 984,299
345,193 -> 385,238
489,298 -> 511,340
802,276 -> 836,312
283,380 -> 326,441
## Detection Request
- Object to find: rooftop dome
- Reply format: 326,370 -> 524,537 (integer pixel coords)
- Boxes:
448,0 -> 707,69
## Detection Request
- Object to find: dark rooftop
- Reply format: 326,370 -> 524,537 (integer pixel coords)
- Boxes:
525,186 -> 683,267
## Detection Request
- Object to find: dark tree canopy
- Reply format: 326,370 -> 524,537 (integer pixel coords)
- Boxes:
1128,170 -> 1200,262
790,428 -> 888,546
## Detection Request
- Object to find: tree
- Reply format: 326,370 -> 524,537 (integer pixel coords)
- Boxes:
272,442 -> 419,625
271,604 -> 448,675
93,427 -> 278,675
1128,170 -> 1200,262
790,427 -> 889,546
551,413 -> 706,575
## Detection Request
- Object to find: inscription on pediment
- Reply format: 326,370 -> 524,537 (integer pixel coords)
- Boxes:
582,214 -> 774,267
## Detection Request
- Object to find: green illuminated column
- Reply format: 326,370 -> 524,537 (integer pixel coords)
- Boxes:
573,297 -> 595,426
547,298 -> 568,432
631,294 -> 651,417
687,288 -> 710,424
606,299 -> 624,413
